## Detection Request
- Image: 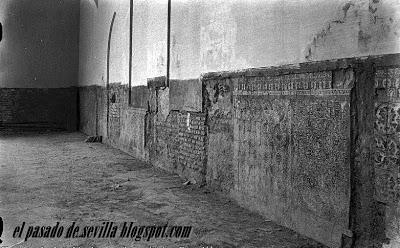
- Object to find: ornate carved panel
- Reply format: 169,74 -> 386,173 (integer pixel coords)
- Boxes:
374,68 -> 400,204
233,71 -> 350,96
232,71 -> 351,230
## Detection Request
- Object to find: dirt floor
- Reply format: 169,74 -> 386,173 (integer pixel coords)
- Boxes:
0,132 -> 326,248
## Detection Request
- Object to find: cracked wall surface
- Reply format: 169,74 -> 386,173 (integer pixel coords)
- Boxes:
169,0 -> 400,80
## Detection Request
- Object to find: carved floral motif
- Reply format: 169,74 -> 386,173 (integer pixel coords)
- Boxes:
374,68 -> 400,203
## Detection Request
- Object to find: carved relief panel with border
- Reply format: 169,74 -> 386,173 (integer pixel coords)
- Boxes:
374,68 -> 400,204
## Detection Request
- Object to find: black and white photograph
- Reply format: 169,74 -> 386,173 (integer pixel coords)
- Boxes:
0,0 -> 399,247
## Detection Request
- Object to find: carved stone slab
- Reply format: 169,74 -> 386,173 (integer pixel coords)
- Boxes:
233,71 -> 351,96
374,68 -> 400,204
231,70 -> 351,245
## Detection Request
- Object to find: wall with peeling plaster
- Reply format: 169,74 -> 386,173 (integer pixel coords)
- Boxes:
0,0 -> 80,88
80,0 -> 400,84
170,0 -> 400,80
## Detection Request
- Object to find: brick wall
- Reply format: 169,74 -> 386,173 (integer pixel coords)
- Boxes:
152,110 -> 208,184
0,87 -> 77,131
176,112 -> 207,183
0,89 -> 18,123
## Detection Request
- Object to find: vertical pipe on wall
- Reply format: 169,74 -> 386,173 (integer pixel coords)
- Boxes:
166,0 -> 171,87
106,12 -> 117,138
129,0 -> 133,104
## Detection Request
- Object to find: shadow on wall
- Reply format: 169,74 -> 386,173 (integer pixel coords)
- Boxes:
0,0 -> 80,88
0,0 -> 80,131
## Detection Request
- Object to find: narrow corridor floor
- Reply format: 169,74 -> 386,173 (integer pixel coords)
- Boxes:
0,132 -> 326,248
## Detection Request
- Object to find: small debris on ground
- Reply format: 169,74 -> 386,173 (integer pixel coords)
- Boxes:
85,136 -> 102,143
110,183 -> 121,190
183,180 -> 192,186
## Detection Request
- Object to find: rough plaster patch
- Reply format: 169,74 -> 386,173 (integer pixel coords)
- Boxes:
169,79 -> 202,112
304,0 -> 360,60
205,78 -> 234,192
305,0 -> 400,60
158,88 -> 170,122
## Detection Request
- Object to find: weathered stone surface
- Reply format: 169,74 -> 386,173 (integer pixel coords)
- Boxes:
169,79 -> 202,112
290,97 -> 350,245
79,84 -> 149,161
79,86 -> 98,135
158,87 -> 170,122
130,85 -> 150,109
203,71 -> 352,248
373,67 -> 400,248
204,78 -> 234,192
119,108 -> 148,161
108,83 -> 122,146
97,86 -> 108,138
350,64 -> 383,248
374,68 -> 400,203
